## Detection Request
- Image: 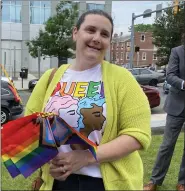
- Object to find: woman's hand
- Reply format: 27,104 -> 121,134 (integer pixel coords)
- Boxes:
49,150 -> 93,181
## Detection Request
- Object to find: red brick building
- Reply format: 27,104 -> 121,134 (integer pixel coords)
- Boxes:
110,32 -> 158,68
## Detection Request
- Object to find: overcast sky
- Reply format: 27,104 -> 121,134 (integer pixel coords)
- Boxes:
111,1 -> 172,35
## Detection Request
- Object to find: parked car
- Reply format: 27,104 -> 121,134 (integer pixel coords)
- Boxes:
129,68 -> 165,86
163,80 -> 171,94
1,76 -> 14,83
141,85 -> 160,108
28,79 -> 38,91
1,80 -> 23,124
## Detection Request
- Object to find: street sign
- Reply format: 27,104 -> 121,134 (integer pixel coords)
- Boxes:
143,9 -> 152,18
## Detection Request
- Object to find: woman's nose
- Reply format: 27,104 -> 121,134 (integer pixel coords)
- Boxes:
92,33 -> 101,43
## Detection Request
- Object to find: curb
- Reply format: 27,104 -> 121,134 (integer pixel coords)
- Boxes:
151,126 -> 166,135
151,124 -> 185,135
17,89 -> 29,91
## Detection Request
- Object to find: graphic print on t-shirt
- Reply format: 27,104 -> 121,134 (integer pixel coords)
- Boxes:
45,81 -> 106,150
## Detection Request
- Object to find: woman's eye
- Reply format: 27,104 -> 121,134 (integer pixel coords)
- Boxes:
102,33 -> 109,38
87,28 -> 95,33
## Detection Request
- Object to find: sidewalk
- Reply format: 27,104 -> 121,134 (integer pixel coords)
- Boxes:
14,73 -> 37,90
151,113 -> 166,134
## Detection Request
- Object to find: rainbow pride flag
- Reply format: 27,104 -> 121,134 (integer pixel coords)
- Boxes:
1,113 -> 97,178
51,116 -> 97,160
2,114 -> 58,178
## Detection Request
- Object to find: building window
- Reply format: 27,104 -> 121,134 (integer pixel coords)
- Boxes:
121,52 -> 124,60
153,53 -> 157,60
126,42 -> 131,47
30,1 -> 51,24
126,52 -> 130,60
121,43 -> 124,50
87,3 -> 104,11
116,52 -> 119,60
116,43 -> 119,50
2,1 -> 22,23
140,34 -> 145,42
142,52 -> 147,60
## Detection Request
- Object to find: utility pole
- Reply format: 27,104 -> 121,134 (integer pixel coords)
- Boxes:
130,13 -> 135,69
129,2 -> 184,69
3,52 -> 6,76
38,47 -> 41,78
13,46 -> 16,79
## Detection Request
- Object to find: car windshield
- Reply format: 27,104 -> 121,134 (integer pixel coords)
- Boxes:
131,69 -> 139,75
139,69 -> 152,74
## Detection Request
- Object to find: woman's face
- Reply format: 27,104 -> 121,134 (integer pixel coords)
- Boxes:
73,14 -> 112,63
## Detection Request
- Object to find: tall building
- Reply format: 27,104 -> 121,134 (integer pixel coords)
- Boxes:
0,1 -> 112,76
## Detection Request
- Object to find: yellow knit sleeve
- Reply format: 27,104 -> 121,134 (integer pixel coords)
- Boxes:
24,69 -> 53,116
117,69 -> 151,150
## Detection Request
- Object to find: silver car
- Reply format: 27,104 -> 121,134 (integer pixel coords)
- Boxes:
129,68 -> 165,86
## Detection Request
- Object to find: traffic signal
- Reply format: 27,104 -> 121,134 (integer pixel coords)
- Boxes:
135,46 -> 140,52
173,0 -> 180,15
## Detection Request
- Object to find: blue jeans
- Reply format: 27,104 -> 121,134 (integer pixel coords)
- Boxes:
52,174 -> 105,191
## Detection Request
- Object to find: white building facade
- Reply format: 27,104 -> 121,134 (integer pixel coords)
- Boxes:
0,1 -> 112,76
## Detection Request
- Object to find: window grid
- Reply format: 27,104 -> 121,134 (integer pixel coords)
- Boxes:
140,34 -> 145,42
126,52 -> 130,60
87,3 -> 105,11
142,52 -> 147,60
116,52 -> 119,60
30,1 -> 51,24
153,53 -> 157,60
126,42 -> 131,47
121,52 -> 123,60
2,1 -> 22,23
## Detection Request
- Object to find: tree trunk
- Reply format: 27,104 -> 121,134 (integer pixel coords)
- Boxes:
58,56 -> 68,67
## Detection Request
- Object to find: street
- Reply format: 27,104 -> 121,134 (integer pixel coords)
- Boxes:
151,85 -> 167,114
17,85 -> 167,116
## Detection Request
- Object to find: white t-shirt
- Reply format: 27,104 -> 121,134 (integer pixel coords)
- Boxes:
45,64 -> 106,178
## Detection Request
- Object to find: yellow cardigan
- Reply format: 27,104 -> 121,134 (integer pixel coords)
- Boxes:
25,61 -> 151,190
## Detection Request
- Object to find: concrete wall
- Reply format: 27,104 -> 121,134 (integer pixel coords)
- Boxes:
1,0 -> 113,75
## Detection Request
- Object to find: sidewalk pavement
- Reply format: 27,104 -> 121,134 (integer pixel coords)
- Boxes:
13,74 -> 167,132
151,114 -> 166,134
13,73 -> 37,91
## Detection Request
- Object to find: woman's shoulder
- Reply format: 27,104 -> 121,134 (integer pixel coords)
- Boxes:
103,61 -> 134,81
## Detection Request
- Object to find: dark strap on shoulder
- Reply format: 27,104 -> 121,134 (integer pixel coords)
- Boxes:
47,68 -> 57,87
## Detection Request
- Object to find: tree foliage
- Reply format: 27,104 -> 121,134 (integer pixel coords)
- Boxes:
152,3 -> 185,66
134,24 -> 154,32
26,1 -> 78,66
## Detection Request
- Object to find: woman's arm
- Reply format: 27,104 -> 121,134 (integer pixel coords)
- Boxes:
88,134 -> 142,164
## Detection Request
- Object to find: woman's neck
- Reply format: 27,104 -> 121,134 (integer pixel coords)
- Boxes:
69,56 -> 101,71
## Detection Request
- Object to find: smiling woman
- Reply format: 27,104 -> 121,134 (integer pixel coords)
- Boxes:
25,9 -> 151,191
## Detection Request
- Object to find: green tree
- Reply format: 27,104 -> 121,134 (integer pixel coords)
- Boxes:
152,3 -> 184,66
26,1 -> 78,67
133,24 -> 154,32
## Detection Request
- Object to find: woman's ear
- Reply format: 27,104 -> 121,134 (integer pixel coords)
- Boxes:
72,27 -> 78,42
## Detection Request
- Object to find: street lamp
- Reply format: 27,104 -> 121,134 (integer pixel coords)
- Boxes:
130,3 -> 164,69
129,9 -> 152,69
